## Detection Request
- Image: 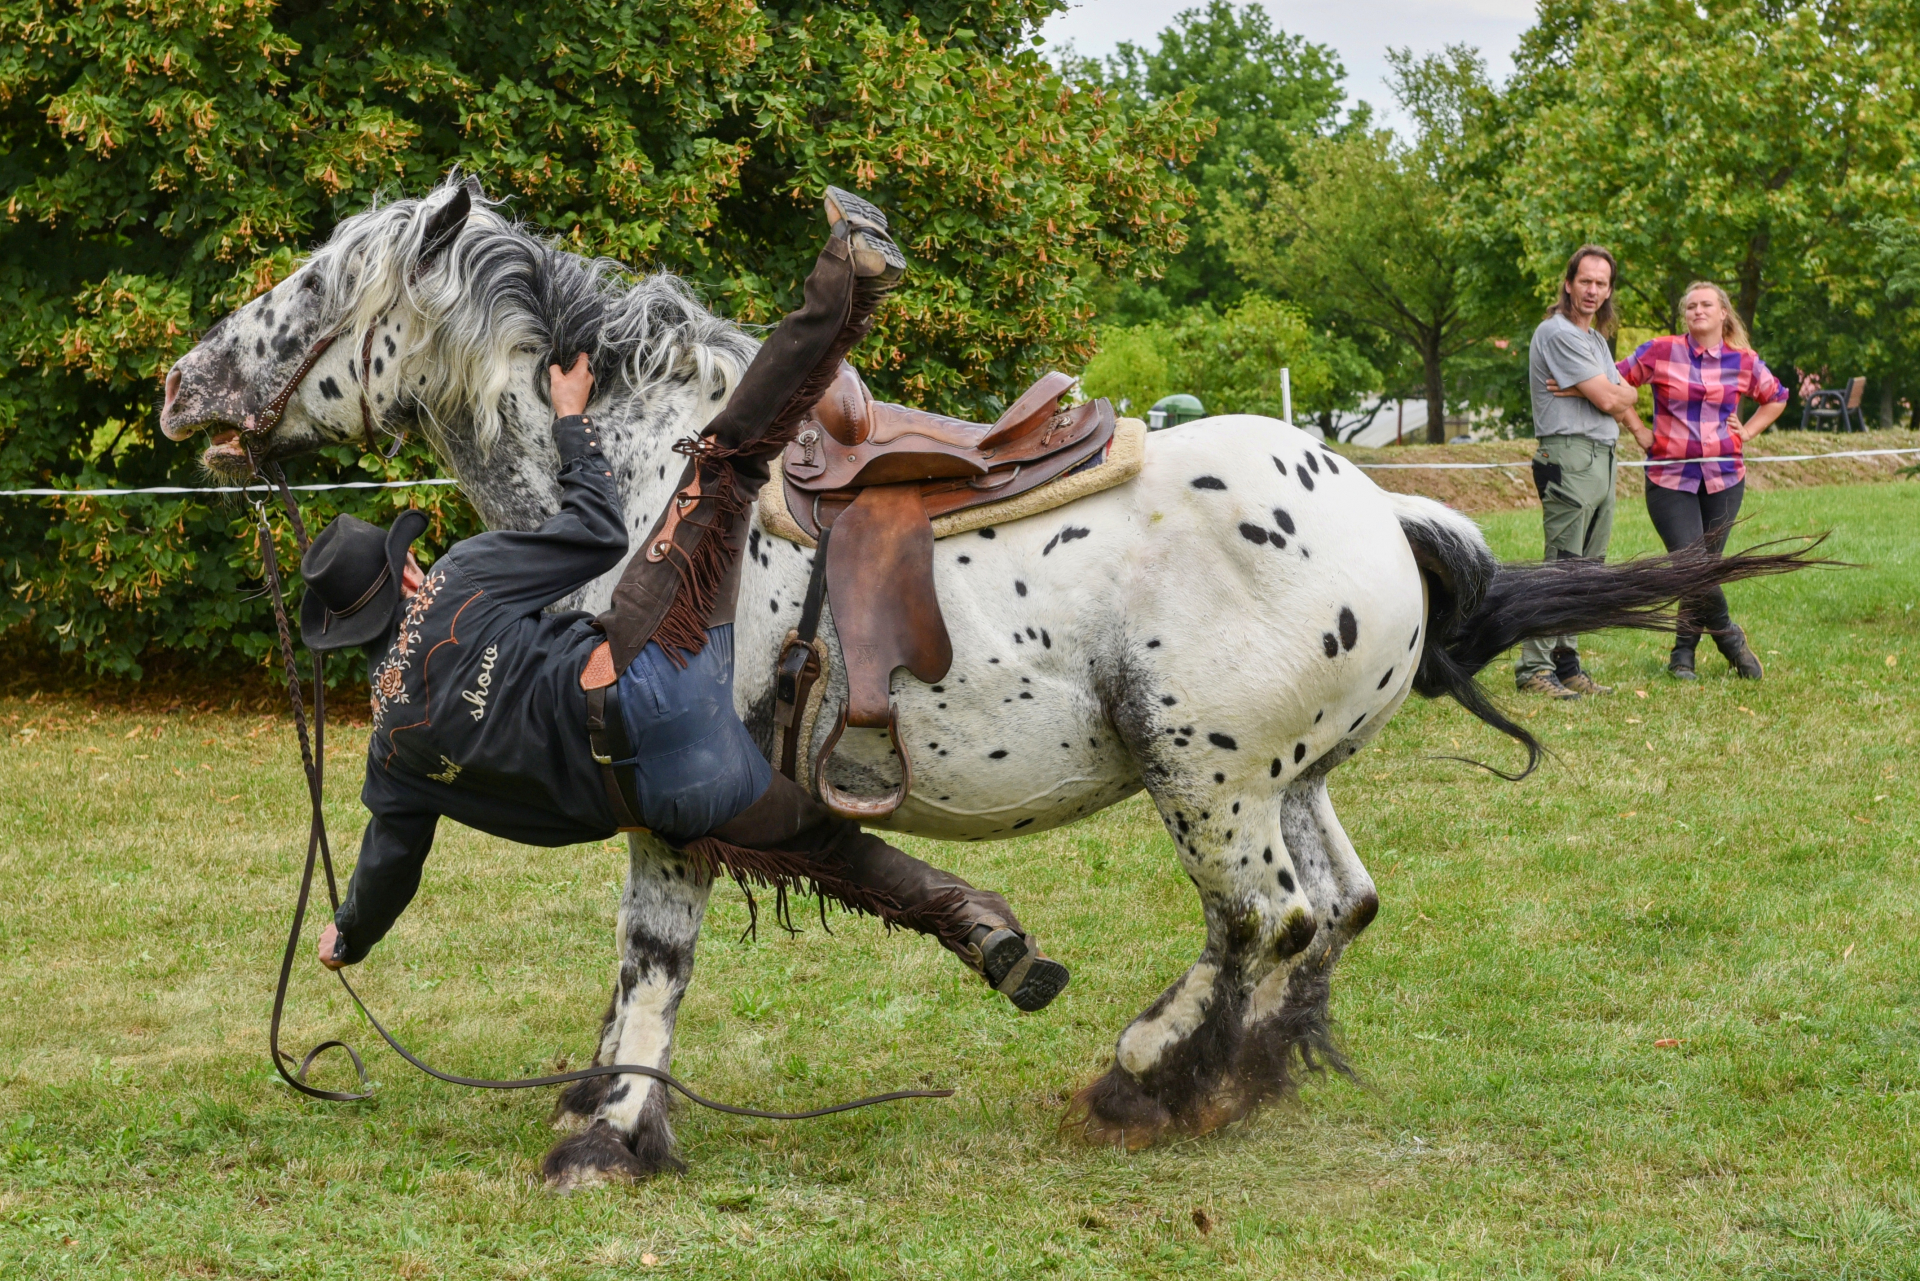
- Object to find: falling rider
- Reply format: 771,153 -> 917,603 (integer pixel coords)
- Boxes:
301,190 -> 1068,1011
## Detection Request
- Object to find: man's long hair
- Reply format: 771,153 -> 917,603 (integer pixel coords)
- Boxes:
1548,244 -> 1618,338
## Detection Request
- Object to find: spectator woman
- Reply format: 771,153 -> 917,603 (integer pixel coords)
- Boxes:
1616,281 -> 1788,680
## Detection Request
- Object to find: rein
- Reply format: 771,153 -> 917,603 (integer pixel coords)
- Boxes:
247,451 -> 951,1119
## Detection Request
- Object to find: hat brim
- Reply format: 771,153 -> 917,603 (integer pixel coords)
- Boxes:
299,509 -> 430,652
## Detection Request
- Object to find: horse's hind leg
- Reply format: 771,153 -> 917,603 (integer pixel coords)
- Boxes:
1067,759 -> 1377,1146
543,836 -> 711,1188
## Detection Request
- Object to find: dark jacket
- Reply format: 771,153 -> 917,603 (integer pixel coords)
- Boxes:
333,415 -> 626,962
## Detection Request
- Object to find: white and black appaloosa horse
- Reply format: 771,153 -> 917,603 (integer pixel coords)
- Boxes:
159,180 -> 1809,1183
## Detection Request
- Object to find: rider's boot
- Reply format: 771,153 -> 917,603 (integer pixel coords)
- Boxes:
703,187 -> 906,464
696,771 -> 1070,1012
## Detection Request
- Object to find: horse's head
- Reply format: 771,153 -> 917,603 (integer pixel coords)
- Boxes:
160,181 -> 481,477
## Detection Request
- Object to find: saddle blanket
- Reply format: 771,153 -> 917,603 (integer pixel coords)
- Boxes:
756,414 -> 1147,548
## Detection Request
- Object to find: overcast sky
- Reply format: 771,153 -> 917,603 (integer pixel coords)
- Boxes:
1040,0 -> 1538,135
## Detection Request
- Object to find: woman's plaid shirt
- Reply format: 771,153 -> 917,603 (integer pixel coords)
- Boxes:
1616,336 -> 1787,494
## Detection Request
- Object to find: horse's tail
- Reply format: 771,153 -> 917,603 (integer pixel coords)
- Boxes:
1389,492 -> 1828,778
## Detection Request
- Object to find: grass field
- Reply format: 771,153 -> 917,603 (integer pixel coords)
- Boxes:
2,480 -> 1915,1279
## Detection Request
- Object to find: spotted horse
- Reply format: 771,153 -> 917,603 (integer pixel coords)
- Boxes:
158,178 -> 1812,1178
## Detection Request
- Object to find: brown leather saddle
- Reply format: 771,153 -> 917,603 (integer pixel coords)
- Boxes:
773,363 -> 1116,820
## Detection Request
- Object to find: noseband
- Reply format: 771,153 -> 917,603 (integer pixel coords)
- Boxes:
244,323 -> 406,460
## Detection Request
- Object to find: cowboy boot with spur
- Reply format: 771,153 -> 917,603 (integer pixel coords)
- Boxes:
699,772 -> 1070,1011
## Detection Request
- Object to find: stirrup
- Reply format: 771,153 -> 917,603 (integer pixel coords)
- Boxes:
814,701 -> 912,821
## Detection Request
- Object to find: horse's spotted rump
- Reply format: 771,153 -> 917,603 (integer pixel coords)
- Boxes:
1191,475 -> 1227,490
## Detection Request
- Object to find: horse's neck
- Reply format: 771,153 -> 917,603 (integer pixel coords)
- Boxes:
438,353 -> 719,553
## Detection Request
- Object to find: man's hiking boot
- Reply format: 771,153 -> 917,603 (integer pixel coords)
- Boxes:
1561,670 -> 1613,696
1715,625 -> 1764,680
1518,671 -> 1582,699
1668,647 -> 1698,680
824,187 -> 907,286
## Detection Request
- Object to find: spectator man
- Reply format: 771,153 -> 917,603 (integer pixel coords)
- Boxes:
1517,244 -> 1641,697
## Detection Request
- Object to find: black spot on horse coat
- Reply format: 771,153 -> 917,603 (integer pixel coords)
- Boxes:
1339,607 -> 1358,651
1190,475 -> 1227,490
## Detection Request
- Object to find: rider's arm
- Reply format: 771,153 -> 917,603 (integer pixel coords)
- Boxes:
443,359 -> 627,613
330,800 -> 439,965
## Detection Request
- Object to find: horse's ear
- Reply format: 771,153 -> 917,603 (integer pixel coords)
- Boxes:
418,184 -> 471,270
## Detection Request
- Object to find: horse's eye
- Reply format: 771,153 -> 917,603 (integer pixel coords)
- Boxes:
300,274 -> 323,293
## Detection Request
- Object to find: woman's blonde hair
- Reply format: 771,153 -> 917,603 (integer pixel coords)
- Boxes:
1681,281 -> 1751,350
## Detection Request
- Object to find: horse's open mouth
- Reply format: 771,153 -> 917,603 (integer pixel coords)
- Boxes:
201,426 -> 253,473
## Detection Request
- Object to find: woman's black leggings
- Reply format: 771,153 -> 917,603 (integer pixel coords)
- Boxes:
1644,479 -> 1745,650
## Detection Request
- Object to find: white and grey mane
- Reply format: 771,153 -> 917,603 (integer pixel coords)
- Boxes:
306,183 -> 758,455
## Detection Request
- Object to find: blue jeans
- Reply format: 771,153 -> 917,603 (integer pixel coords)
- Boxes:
612,625 -> 771,844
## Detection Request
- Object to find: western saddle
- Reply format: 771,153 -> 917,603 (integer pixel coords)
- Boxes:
773,362 -> 1116,820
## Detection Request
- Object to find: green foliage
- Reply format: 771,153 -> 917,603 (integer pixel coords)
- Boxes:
1507,0 -> 1920,418
0,0 -> 1203,677
1069,1 -> 1355,321
1079,296 -> 1373,420
1217,119 -> 1505,442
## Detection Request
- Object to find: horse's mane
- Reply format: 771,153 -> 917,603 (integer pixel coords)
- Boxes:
306,177 -> 758,454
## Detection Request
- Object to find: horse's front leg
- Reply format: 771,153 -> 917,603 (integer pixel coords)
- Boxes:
544,835 -> 711,1188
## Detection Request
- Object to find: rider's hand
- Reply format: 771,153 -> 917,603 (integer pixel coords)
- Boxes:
1543,378 -> 1581,399
318,921 -> 351,971
550,353 -> 594,419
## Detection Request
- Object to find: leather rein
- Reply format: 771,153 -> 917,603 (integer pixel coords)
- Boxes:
242,398 -> 950,1121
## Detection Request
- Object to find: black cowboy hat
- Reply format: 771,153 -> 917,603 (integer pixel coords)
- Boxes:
299,509 -> 430,652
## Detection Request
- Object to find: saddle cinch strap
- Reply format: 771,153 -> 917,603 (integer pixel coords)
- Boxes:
774,365 -> 1117,820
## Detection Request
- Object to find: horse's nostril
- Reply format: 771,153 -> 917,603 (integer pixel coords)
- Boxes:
163,367 -> 182,414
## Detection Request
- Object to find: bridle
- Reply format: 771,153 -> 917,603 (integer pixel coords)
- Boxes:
243,322 -> 407,462
243,440 -> 949,1121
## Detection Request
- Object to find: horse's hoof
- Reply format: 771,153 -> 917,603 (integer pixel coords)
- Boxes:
1060,1065 -> 1175,1150
542,1121 -> 673,1190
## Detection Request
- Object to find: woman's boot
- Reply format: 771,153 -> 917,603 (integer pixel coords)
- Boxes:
1668,645 -> 1698,680
1714,624 -> 1764,679
692,772 -> 1070,1011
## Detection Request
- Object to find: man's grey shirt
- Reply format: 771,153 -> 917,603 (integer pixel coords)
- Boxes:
1529,313 -> 1621,443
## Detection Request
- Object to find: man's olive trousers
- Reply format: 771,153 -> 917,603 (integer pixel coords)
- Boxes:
1515,434 -> 1617,682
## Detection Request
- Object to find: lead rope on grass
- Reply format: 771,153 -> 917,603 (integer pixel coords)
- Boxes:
251,455 -> 952,1119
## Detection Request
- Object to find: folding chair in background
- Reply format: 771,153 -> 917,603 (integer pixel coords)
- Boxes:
1800,375 -> 1868,431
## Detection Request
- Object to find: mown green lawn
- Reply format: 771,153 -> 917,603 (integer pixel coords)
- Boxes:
1,480 -> 1915,1279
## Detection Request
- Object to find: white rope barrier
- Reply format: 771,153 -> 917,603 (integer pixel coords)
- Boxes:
1356,446 -> 1920,471
0,477 -> 462,497
2,447 -> 1915,497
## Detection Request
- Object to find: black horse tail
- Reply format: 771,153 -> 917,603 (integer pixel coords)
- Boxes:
1389,493 -> 1829,778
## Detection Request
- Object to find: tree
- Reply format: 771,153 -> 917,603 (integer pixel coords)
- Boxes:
1071,0 -> 1355,319
1080,297 -> 1372,421
1217,109 -> 1503,443
1508,0 -> 1920,340
0,0 -> 1204,676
